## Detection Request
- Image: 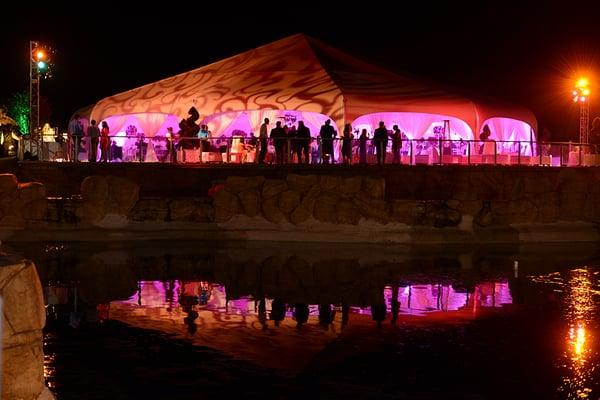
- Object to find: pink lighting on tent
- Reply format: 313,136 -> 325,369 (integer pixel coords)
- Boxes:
351,112 -> 474,140
482,117 -> 536,155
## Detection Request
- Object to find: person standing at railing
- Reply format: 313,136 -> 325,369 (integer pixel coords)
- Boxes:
166,127 -> 177,163
258,118 -> 269,164
319,119 -> 337,164
342,123 -> 353,164
68,114 -> 84,162
270,121 -> 286,164
86,120 -> 100,162
391,125 -> 402,164
296,121 -> 311,164
359,128 -> 368,164
100,121 -> 110,162
373,121 -> 389,165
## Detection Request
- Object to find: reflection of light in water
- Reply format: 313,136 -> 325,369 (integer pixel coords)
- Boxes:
557,269 -> 598,400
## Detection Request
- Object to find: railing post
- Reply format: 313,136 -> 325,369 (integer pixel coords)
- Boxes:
494,141 -> 497,165
518,141 -> 521,165
467,140 -> 471,165
410,140 -> 413,165
226,138 -> 231,163
539,143 -> 542,166
579,143 -> 582,166
438,139 -> 442,165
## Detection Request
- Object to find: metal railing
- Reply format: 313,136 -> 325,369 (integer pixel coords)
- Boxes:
30,134 -> 600,167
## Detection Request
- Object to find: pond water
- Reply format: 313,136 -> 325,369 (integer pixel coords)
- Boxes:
5,241 -> 600,399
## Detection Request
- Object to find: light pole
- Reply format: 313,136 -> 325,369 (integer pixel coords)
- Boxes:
28,41 -> 51,159
572,77 -> 590,144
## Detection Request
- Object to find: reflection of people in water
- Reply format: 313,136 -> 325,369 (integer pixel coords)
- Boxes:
257,297 -> 267,331
341,304 -> 350,327
179,291 -> 199,335
270,298 -> 286,327
318,304 -> 334,328
293,304 -> 309,328
371,303 -> 387,328
391,285 -> 400,325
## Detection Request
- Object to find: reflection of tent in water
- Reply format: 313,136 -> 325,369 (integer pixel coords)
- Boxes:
0,110 -> 20,157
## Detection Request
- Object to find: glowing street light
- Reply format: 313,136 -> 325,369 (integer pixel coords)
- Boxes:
573,77 -> 590,143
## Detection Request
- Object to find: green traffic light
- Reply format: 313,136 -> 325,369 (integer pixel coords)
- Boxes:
37,61 -> 46,69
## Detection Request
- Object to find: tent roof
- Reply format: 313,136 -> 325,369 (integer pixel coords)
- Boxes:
89,34 -> 536,133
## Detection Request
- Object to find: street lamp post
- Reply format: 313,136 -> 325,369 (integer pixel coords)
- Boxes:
572,77 -> 590,144
28,41 -> 51,160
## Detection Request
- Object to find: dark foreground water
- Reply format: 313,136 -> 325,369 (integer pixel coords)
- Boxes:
5,241 -> 600,400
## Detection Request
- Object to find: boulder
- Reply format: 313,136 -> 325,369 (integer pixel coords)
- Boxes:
213,189 -> 240,222
286,174 -> 318,193
339,176 -> 362,195
336,200 -> 361,225
313,192 -> 340,223
262,197 -> 285,223
19,199 -> 47,220
169,199 -> 198,221
0,259 -> 46,400
225,176 -> 265,194
0,173 -> 18,193
318,175 -> 342,191
239,190 -> 260,217
17,182 -> 46,205
278,190 -> 301,215
362,177 -> 385,199
130,199 -> 169,221
262,179 -> 287,200
106,176 -> 139,215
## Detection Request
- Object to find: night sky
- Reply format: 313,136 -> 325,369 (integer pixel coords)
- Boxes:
2,3 -> 600,140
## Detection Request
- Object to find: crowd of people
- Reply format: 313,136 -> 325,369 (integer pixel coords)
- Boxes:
64,112 -> 541,165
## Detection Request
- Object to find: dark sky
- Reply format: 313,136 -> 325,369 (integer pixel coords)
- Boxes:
3,2 -> 600,140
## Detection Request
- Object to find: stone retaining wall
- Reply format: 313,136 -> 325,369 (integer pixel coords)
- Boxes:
2,168 -> 600,243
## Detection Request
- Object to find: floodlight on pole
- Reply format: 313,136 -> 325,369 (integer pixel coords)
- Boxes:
28,41 -> 53,159
573,77 -> 590,144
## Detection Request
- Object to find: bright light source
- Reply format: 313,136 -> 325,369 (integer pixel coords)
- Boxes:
36,50 -> 45,60
37,61 -> 46,69
577,77 -> 589,88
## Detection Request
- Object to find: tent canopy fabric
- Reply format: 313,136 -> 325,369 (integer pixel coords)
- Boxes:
88,34 -> 536,140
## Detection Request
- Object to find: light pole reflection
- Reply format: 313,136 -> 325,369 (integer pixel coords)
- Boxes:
559,268 -> 598,400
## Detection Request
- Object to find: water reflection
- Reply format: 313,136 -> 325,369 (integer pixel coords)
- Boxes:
530,268 -> 600,400
562,269 -> 598,399
12,241 -> 600,397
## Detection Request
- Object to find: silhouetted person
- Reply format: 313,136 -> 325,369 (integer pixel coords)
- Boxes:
258,118 -> 269,164
183,310 -> 199,335
319,119 -> 337,164
341,304 -> 350,327
296,121 -> 311,163
293,303 -> 309,328
270,121 -> 286,164
179,293 -> 199,335
373,121 -> 389,165
318,304 -> 334,327
270,298 -> 286,327
68,114 -> 84,162
87,119 -> 100,162
257,297 -> 268,331
359,129 -> 368,164
392,125 -> 402,164
371,303 -> 387,328
342,123 -> 353,164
